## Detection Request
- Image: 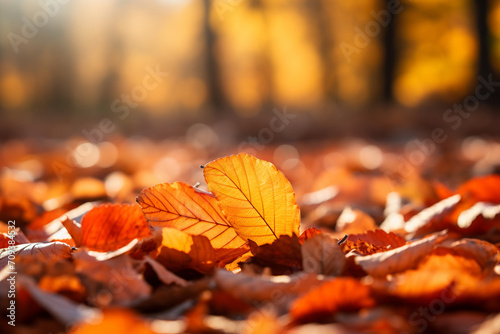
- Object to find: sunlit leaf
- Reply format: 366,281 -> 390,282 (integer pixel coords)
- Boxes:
203,153 -> 300,245
137,181 -> 246,250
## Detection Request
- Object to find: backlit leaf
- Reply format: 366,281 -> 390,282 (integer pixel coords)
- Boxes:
203,153 -> 300,245
137,181 -> 246,250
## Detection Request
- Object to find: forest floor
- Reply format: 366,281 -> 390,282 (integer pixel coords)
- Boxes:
1,126 -> 500,333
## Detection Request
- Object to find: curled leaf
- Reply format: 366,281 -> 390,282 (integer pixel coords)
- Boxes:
0,241 -> 72,271
354,231 -> 447,277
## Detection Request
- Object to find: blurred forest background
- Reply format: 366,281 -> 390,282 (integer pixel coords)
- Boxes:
0,0 -> 500,140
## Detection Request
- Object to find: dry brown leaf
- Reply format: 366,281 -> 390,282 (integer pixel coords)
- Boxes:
447,238 -> 499,270
0,241 -> 71,271
248,234 -> 303,274
354,231 -> 447,277
19,276 -> 100,327
404,195 -> 461,233
144,256 -> 188,286
73,250 -> 151,307
301,233 -> 345,276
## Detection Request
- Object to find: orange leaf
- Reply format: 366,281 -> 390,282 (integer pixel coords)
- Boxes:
456,175 -> 500,203
290,278 -> 375,323
69,309 -> 154,334
80,204 -> 151,252
203,153 -> 300,245
298,227 -> 323,244
137,182 -> 246,250
155,227 -> 215,274
372,249 -> 486,304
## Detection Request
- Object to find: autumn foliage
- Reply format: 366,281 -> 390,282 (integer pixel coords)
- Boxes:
1,152 -> 500,333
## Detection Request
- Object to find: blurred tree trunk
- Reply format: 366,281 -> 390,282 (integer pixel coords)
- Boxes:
474,0 -> 499,104
203,0 -> 226,113
383,0 -> 396,102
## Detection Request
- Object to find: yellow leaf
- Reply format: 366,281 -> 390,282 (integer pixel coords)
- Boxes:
137,182 -> 246,250
203,153 -> 300,245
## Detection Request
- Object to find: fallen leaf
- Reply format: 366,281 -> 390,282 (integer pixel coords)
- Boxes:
354,231 -> 447,277
69,309 -> 155,334
0,241 -> 72,271
404,195 -> 461,233
80,204 -> 151,252
335,207 -> 377,234
214,269 -> 323,309
144,256 -> 188,286
203,153 -> 300,245
19,275 -> 100,327
301,233 -> 345,276
456,175 -> 500,203
298,227 -> 323,244
371,249 -> 485,303
155,227 -> 215,274
248,234 -> 303,275
0,228 -> 29,248
137,181 -> 246,250
73,250 -> 151,307
457,202 -> 500,229
61,216 -> 82,246
447,238 -> 499,270
290,278 -> 375,323
342,229 -> 406,255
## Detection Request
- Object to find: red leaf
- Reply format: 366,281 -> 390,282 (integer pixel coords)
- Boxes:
80,204 -> 151,252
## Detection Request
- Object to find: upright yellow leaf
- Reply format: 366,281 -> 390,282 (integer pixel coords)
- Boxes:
203,153 -> 300,245
137,182 -> 245,250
